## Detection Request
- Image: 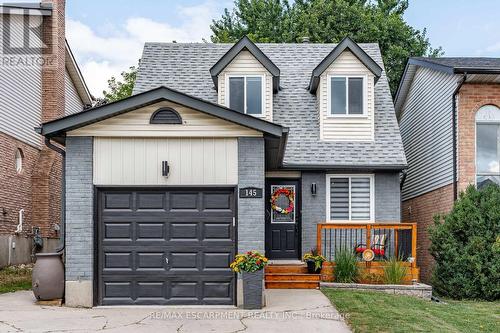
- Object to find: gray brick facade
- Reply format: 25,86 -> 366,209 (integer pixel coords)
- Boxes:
237,137 -> 265,253
65,136 -> 93,281
301,172 -> 326,255
375,173 -> 401,221
301,171 -> 401,256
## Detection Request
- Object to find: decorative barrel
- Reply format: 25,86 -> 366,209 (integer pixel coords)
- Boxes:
32,253 -> 64,300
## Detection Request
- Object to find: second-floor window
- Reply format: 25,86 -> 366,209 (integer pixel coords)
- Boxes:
227,75 -> 263,116
329,76 -> 365,116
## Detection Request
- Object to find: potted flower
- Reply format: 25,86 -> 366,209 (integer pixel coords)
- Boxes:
302,248 -> 326,274
230,251 -> 268,309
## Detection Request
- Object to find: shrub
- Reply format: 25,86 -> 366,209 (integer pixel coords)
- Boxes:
383,256 -> 408,284
429,184 -> 500,300
334,250 -> 358,283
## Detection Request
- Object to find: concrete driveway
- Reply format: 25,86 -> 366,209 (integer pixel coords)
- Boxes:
0,289 -> 351,333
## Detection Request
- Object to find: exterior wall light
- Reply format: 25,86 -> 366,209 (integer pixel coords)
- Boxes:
311,183 -> 317,196
162,161 -> 170,177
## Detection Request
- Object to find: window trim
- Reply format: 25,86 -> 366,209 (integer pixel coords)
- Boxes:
326,74 -> 368,118
225,74 -> 266,117
325,174 -> 375,223
475,105 -> 500,187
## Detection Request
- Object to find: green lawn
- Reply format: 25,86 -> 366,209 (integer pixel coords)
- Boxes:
0,265 -> 32,294
322,288 -> 500,333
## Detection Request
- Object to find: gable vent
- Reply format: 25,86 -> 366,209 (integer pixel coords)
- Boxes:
150,107 -> 183,124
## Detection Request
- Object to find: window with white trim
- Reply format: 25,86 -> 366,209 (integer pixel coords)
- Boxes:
476,105 -> 500,189
227,75 -> 264,116
326,175 -> 374,221
329,76 -> 365,116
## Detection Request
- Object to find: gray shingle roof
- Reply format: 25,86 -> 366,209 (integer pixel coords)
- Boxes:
412,57 -> 500,71
134,42 -> 406,169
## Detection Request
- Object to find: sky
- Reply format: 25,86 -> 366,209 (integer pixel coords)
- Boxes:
11,0 -> 500,97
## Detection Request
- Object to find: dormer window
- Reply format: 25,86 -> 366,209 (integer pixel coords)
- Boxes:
227,75 -> 264,116
329,75 -> 365,116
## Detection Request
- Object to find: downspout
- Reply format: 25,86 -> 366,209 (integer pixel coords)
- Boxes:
452,73 -> 467,201
400,169 -> 408,190
43,137 -> 66,253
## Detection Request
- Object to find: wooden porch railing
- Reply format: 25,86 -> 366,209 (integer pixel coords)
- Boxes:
316,223 -> 417,268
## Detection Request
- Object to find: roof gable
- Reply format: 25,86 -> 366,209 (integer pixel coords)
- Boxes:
209,36 -> 280,93
40,86 -> 287,143
308,37 -> 382,93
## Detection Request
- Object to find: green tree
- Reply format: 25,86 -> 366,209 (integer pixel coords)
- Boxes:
429,184 -> 500,300
210,0 -> 442,94
102,66 -> 137,102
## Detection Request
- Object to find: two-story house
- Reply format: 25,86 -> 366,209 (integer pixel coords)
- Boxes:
395,57 -> 500,282
0,0 -> 91,267
39,36 -> 406,307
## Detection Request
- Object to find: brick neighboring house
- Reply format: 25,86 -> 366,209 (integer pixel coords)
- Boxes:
0,0 -> 91,267
395,57 -> 500,282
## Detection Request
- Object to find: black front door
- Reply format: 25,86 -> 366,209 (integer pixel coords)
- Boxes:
265,179 -> 300,259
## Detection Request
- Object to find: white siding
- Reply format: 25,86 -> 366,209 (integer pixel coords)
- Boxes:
399,67 -> 458,200
218,51 -> 273,122
68,101 -> 262,137
93,137 -> 238,186
65,68 -> 84,115
319,51 -> 375,141
0,14 -> 42,147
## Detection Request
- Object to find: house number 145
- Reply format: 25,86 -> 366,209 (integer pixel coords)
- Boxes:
239,187 -> 263,198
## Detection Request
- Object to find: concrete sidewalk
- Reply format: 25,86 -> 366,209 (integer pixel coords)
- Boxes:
0,289 -> 351,332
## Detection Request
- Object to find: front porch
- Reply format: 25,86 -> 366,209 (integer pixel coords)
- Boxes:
264,222 -> 419,288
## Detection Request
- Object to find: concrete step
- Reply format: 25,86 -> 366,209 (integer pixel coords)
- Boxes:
265,273 -> 321,282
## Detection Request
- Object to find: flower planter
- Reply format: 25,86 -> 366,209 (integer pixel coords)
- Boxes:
242,270 -> 264,309
306,260 -> 322,274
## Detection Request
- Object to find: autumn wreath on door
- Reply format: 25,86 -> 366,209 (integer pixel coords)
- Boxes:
270,187 -> 295,215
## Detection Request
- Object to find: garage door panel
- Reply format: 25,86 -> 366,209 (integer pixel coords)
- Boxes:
104,253 -> 132,270
170,192 -> 199,210
137,252 -> 165,269
203,281 -> 232,299
170,223 -> 198,239
203,252 -> 232,270
104,193 -> 133,210
170,252 -> 198,270
202,192 -> 232,210
104,223 -> 132,240
103,282 -> 132,298
98,188 -> 236,305
203,223 -> 232,240
137,223 -> 165,239
136,282 -> 164,298
137,193 -> 166,209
